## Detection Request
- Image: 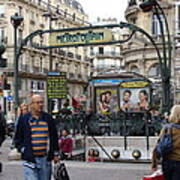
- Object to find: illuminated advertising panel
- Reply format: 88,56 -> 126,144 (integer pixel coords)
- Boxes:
96,88 -> 119,114
120,88 -> 150,112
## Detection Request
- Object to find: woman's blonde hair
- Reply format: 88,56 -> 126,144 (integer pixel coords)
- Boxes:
17,103 -> 29,116
169,105 -> 180,123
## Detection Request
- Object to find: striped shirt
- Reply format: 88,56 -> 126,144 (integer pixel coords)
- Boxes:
30,119 -> 49,156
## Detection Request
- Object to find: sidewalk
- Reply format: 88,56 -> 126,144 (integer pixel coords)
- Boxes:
0,139 -> 151,180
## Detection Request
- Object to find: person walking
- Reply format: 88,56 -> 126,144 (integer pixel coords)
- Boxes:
0,105 -> 6,150
17,103 -> 29,117
14,94 -> 59,180
0,105 -> 6,173
151,105 -> 180,180
59,102 -> 73,132
59,129 -> 73,160
9,103 -> 29,151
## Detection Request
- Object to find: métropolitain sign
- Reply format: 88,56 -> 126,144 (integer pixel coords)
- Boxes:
49,29 -> 113,46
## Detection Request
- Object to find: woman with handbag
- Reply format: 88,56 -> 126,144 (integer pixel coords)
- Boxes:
151,105 -> 180,180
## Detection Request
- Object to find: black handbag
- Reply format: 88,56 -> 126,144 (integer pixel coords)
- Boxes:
54,162 -> 70,180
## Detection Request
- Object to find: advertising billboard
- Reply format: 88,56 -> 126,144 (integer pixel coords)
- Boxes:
119,88 -> 150,112
96,88 -> 119,114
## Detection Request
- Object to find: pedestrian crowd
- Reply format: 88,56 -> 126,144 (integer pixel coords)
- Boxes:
0,93 -> 180,180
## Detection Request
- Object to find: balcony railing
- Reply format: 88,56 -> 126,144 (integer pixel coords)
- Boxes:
67,52 -> 74,58
84,56 -> 91,61
59,49 -> 66,56
28,0 -> 90,25
19,64 -> 48,74
67,72 -> 88,82
75,54 -> 82,60
52,50 -> 84,61
92,51 -> 121,57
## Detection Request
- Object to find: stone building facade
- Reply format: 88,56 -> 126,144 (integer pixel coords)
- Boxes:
123,0 -> 180,104
90,18 -> 124,75
0,0 -> 91,121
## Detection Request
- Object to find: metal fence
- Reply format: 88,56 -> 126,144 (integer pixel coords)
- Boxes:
54,111 -> 164,137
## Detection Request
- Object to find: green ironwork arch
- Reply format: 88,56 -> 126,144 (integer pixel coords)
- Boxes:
14,21 -> 167,112
17,22 -> 163,69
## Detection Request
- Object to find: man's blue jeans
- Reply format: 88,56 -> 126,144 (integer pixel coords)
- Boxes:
23,156 -> 52,180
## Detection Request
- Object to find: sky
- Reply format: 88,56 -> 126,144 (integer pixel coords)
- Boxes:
77,0 -> 128,23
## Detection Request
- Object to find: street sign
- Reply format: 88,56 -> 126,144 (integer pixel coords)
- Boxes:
47,72 -> 67,99
49,29 -> 113,47
7,95 -> 13,101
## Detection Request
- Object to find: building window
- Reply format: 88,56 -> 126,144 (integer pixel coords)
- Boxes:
131,66 -> 139,73
99,47 -> 104,54
90,47 -> 94,56
98,60 -> 106,68
39,57 -> 43,73
111,47 -> 116,55
0,28 -> 4,44
30,56 -> 35,73
152,13 -> 165,35
18,79 -> 22,90
42,82 -> 44,90
73,13 -> 75,21
25,79 -> 28,91
176,5 -> 180,33
148,64 -> 160,77
31,81 -> 34,89
0,4 -> 5,17
83,47 -> 88,60
128,0 -> 137,6
19,54 -> 24,71
37,82 -> 41,90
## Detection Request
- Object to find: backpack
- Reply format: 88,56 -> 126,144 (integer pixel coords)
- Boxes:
155,124 -> 173,159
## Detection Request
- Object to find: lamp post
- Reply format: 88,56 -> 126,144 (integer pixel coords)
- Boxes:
11,13 -> 23,118
139,0 -> 172,113
43,12 -> 58,71
43,7 -> 58,113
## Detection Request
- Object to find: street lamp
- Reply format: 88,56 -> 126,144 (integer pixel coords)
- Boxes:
139,0 -> 172,113
11,13 -> 23,117
43,9 -> 58,113
42,12 -> 58,71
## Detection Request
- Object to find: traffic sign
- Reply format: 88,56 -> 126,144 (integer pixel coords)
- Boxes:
7,95 -> 13,101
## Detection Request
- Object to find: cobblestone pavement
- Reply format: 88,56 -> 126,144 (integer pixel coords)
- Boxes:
0,139 -> 152,180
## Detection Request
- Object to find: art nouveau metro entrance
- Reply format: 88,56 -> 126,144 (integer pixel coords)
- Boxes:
13,22 -> 168,161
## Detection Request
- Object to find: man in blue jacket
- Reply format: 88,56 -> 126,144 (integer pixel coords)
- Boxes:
14,94 -> 59,180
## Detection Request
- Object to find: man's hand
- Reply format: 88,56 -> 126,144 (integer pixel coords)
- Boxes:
53,155 -> 60,164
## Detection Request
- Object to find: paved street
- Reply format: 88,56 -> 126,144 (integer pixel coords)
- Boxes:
0,139 -> 151,180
